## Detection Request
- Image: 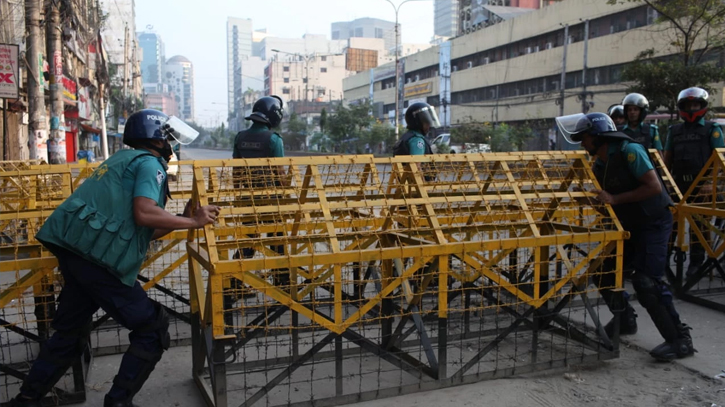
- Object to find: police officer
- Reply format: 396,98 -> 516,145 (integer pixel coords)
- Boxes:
607,104 -> 626,130
7,110 -> 220,407
232,95 -> 289,288
393,102 -> 440,157
664,87 -> 724,276
556,112 -> 695,361
621,93 -> 663,152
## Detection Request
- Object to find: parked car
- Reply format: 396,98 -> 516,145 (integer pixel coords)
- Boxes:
431,133 -> 491,154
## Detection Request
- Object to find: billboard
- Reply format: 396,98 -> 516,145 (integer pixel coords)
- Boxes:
346,48 -> 379,72
0,44 -> 19,99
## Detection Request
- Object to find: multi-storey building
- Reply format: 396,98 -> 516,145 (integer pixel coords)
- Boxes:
331,18 -> 397,52
343,0 -> 724,149
435,0 -> 459,38
227,17 -> 254,119
137,30 -> 165,84
165,55 -> 195,121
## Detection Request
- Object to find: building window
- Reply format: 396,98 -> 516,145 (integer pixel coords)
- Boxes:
303,78 -> 308,83
283,88 -> 290,94
321,67 -> 327,73
355,27 -> 364,37
375,27 -> 383,38
283,66 -> 290,72
284,78 -> 290,83
321,56 -> 327,61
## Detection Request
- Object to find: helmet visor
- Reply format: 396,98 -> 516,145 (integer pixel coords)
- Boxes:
416,106 -> 442,129
555,113 -> 591,144
163,116 -> 199,146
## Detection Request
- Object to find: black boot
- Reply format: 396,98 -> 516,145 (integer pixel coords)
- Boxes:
604,305 -> 638,337
649,324 -> 696,361
104,395 -> 139,407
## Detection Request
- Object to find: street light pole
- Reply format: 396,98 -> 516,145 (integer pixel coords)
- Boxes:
383,0 -> 428,141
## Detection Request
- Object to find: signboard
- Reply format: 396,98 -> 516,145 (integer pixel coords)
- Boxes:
53,50 -> 62,76
61,76 -> 77,102
404,82 -> 432,98
0,44 -> 19,99
346,48 -> 379,72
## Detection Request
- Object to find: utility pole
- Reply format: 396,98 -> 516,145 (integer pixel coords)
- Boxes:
123,24 -> 129,99
25,0 -> 44,160
581,19 -> 590,113
557,24 -> 569,150
99,82 -> 110,159
46,0 -> 66,163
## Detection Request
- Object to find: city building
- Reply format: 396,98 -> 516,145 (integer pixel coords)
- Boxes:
164,55 -> 195,121
229,55 -> 267,131
435,0 -> 459,38
137,29 -> 165,84
343,0 -> 724,150
257,34 -> 347,61
144,92 -> 180,117
331,18 -> 397,51
227,17 -> 254,116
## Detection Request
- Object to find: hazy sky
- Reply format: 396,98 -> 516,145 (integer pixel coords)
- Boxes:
135,0 -> 435,126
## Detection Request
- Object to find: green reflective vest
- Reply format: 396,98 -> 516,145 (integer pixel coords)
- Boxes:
36,149 -> 167,286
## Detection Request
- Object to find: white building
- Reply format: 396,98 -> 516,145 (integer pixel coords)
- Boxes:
164,55 -> 195,122
331,18 -> 397,51
434,0 -> 459,38
227,17 -> 253,114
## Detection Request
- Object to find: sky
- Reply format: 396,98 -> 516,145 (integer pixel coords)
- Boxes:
135,0 -> 435,127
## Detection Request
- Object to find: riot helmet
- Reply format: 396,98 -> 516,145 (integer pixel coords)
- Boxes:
246,96 -> 284,128
622,93 -> 649,123
607,104 -> 625,120
405,102 -> 441,133
555,112 -> 632,144
123,109 -> 199,161
677,87 -> 709,123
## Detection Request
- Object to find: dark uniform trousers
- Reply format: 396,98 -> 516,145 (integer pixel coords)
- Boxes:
20,246 -> 164,401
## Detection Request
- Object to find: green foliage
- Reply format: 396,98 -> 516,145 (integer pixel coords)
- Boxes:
609,0 -> 725,116
621,50 -> 725,115
286,113 -> 308,134
450,121 -> 535,152
319,108 -> 328,133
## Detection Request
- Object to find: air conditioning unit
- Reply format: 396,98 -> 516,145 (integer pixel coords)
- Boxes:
552,80 -> 560,90
452,65 -> 458,72
466,61 -> 473,69
545,42 -> 553,50
482,57 -> 490,65
566,36 -> 573,44
534,45 -> 540,52
626,20 -> 631,29
415,74 -> 420,81
525,47 -> 532,54
466,28 -> 472,34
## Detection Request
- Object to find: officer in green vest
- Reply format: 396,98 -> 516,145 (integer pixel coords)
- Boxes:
621,93 -> 663,152
7,109 -> 220,407
664,87 -> 724,277
607,104 -> 626,131
393,102 -> 439,157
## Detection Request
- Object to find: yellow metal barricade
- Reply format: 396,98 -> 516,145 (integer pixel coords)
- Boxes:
187,153 -> 627,407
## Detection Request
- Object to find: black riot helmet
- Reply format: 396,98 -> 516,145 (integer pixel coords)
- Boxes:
622,93 -> 649,123
607,104 -> 625,120
123,109 -> 170,147
405,102 -> 441,133
555,112 -> 632,144
246,96 -> 284,128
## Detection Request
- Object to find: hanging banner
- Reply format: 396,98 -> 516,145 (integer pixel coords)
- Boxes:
439,41 -> 452,128
396,58 -> 405,126
0,44 -> 19,99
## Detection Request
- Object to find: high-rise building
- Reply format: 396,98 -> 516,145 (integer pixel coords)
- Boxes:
164,55 -> 195,121
434,0 -> 459,38
331,18 -> 397,51
227,17 -> 253,118
137,29 -> 165,84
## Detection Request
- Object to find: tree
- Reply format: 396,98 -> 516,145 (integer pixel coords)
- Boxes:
286,113 -> 308,134
319,108 -> 328,133
609,0 -> 725,115
327,102 -> 374,152
621,50 -> 725,116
